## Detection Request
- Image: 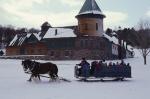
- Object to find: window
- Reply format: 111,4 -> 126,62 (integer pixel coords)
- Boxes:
96,23 -> 98,31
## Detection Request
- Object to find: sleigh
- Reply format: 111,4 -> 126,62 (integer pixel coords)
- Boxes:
74,64 -> 131,81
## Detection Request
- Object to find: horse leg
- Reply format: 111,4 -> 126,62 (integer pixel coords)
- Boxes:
52,73 -> 59,81
48,73 -> 52,81
37,75 -> 41,81
49,73 -> 55,81
55,74 -> 58,78
28,74 -> 34,82
53,74 -> 59,81
51,74 -> 55,80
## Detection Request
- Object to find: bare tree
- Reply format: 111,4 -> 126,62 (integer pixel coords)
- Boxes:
133,19 -> 150,65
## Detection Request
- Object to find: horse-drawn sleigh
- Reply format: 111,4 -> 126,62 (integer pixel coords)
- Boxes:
22,59 -> 131,82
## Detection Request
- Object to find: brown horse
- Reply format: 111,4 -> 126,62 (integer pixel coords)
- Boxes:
22,59 -> 58,81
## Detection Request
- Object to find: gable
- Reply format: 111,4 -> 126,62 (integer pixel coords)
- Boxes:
26,34 -> 39,44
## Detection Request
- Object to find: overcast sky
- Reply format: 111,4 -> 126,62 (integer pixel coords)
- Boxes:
0,0 -> 150,29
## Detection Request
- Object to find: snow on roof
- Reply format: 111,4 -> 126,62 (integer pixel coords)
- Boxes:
18,34 -> 32,46
79,10 -> 105,16
78,0 -> 105,17
9,35 -> 18,46
103,33 -> 119,45
27,33 -> 32,38
79,0 -> 101,13
33,33 -> 42,41
112,32 -> 117,36
18,37 -> 25,46
9,33 -> 41,46
43,28 -> 76,39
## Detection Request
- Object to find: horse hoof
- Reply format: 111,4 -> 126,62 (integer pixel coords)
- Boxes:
27,80 -> 32,82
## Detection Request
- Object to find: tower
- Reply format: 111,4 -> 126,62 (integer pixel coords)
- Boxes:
76,0 -> 106,36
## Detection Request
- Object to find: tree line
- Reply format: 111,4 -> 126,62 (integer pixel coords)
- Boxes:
106,19 -> 150,65
0,25 -> 39,44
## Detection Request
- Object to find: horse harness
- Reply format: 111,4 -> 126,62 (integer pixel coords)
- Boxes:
30,61 -> 40,72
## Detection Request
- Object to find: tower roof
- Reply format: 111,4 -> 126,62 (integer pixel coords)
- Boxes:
41,22 -> 51,27
78,0 -> 105,17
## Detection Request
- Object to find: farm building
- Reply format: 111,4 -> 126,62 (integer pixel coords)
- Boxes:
6,0 -> 133,60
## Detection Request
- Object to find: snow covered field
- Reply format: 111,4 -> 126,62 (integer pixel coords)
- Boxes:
0,55 -> 150,99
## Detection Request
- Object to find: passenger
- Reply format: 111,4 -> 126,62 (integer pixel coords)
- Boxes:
127,63 -> 130,67
108,62 -> 113,67
78,58 -> 86,66
120,60 -> 126,66
104,63 -> 107,67
77,58 -> 86,76
94,61 -> 101,77
102,59 -> 106,63
79,58 -> 90,77
112,63 -> 116,67
99,60 -> 103,66
90,61 -> 97,76
116,62 -> 120,67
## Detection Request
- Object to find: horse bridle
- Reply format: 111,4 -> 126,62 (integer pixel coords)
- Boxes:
22,61 -> 29,72
22,60 -> 33,73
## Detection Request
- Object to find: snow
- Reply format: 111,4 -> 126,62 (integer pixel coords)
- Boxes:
79,10 -> 105,15
0,53 -> 150,99
9,35 -> 18,46
103,33 -> 119,45
33,33 -> 42,41
43,28 -> 76,39
9,33 -> 41,46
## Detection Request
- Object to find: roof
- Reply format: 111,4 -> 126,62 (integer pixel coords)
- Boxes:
9,34 -> 31,46
78,0 -> 105,17
103,33 -> 119,45
43,28 -> 76,39
34,33 -> 42,41
9,33 -> 41,46
41,22 -> 51,27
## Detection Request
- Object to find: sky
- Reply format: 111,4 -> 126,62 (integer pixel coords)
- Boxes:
0,0 -> 150,30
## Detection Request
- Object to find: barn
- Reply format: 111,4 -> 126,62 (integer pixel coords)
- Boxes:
6,0 -> 133,60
